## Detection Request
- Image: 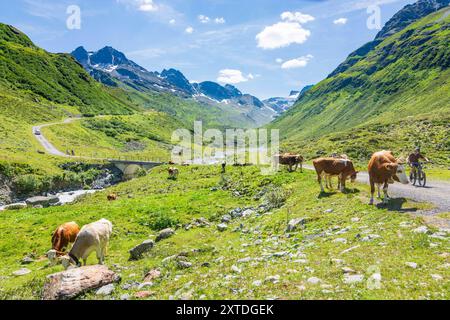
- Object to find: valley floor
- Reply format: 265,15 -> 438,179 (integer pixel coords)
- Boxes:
0,166 -> 448,300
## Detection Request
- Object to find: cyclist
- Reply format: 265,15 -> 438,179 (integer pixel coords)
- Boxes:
407,147 -> 429,176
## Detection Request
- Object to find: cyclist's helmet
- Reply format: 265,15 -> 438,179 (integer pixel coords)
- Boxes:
415,147 -> 421,152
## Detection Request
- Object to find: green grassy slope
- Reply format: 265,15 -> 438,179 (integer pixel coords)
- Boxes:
41,112 -> 185,161
270,9 -> 450,159
0,166 -> 448,300
0,24 -> 137,116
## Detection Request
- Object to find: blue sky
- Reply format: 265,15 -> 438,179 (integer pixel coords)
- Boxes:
0,0 -> 416,99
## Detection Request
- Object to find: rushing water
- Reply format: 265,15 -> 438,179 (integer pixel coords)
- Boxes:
0,189 -> 99,211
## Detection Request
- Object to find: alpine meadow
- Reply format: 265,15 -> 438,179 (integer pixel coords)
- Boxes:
0,0 -> 448,306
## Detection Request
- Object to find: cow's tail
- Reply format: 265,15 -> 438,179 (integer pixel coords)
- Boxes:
52,228 -> 64,253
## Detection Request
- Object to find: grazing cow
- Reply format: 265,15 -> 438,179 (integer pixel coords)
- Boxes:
221,161 -> 226,174
327,154 -> 351,189
275,153 -> 304,172
168,167 -> 179,180
313,158 -> 358,192
63,219 -> 113,269
107,193 -> 118,201
368,151 -> 409,205
51,222 -> 80,255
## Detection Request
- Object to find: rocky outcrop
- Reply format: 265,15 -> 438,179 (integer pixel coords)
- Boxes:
42,265 -> 121,300
25,196 -> 59,208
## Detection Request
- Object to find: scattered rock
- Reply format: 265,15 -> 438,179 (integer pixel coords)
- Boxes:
120,293 -> 131,300
144,269 -> 161,282
12,268 -> 31,276
138,282 -> 154,290
351,217 -> 360,223
242,209 -> 255,217
42,265 -> 120,300
156,228 -> 175,242
307,277 -> 321,285
252,280 -> 262,287
177,261 -> 192,269
431,274 -> 443,281
405,262 -> 418,269
3,203 -> 27,210
333,238 -> 348,244
21,257 -> 35,265
217,223 -> 228,232
340,245 -> 360,255
96,284 -> 115,296
265,275 -> 280,284
221,215 -> 232,223
129,240 -> 154,260
25,196 -> 59,208
135,291 -> 154,299
412,226 -> 428,234
286,218 -> 306,232
231,265 -> 242,273
324,209 -> 334,213
343,274 -> 364,284
342,267 -> 355,274
361,234 -> 381,242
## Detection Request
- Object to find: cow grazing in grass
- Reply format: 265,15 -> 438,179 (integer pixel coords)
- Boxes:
63,219 -> 113,269
107,193 -> 118,201
51,222 -> 80,255
368,150 -> 409,205
275,153 -> 304,172
313,158 -> 358,192
168,167 -> 179,180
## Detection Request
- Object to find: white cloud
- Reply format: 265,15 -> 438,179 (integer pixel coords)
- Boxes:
256,11 -> 314,50
217,69 -> 253,84
169,19 -> 176,24
281,11 -> 315,24
198,15 -> 210,24
334,17 -> 348,25
117,0 -> 159,12
276,58 -> 283,64
185,26 -> 194,34
256,22 -> 311,50
215,17 -> 226,24
281,54 -> 313,69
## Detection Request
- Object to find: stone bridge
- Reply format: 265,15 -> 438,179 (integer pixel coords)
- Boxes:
109,160 -> 164,180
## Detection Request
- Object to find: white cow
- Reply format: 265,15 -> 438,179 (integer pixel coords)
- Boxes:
62,219 -> 113,269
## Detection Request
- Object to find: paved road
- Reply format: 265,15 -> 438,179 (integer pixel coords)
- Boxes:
32,118 -> 80,157
304,165 -> 450,214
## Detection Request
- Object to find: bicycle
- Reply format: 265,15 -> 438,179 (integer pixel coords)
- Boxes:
409,162 -> 427,187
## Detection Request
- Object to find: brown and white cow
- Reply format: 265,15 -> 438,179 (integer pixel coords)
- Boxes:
168,167 -> 179,179
274,153 -> 304,172
313,158 -> 358,192
51,222 -> 80,255
107,193 -> 118,201
368,150 -> 409,205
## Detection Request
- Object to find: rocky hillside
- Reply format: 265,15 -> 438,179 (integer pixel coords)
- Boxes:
270,3 -> 450,146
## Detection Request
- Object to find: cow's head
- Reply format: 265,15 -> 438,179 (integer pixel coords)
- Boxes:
350,171 -> 358,183
386,163 -> 409,184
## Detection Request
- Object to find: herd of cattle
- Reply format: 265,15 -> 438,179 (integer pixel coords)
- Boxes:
46,150 -> 409,268
276,150 -> 409,205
